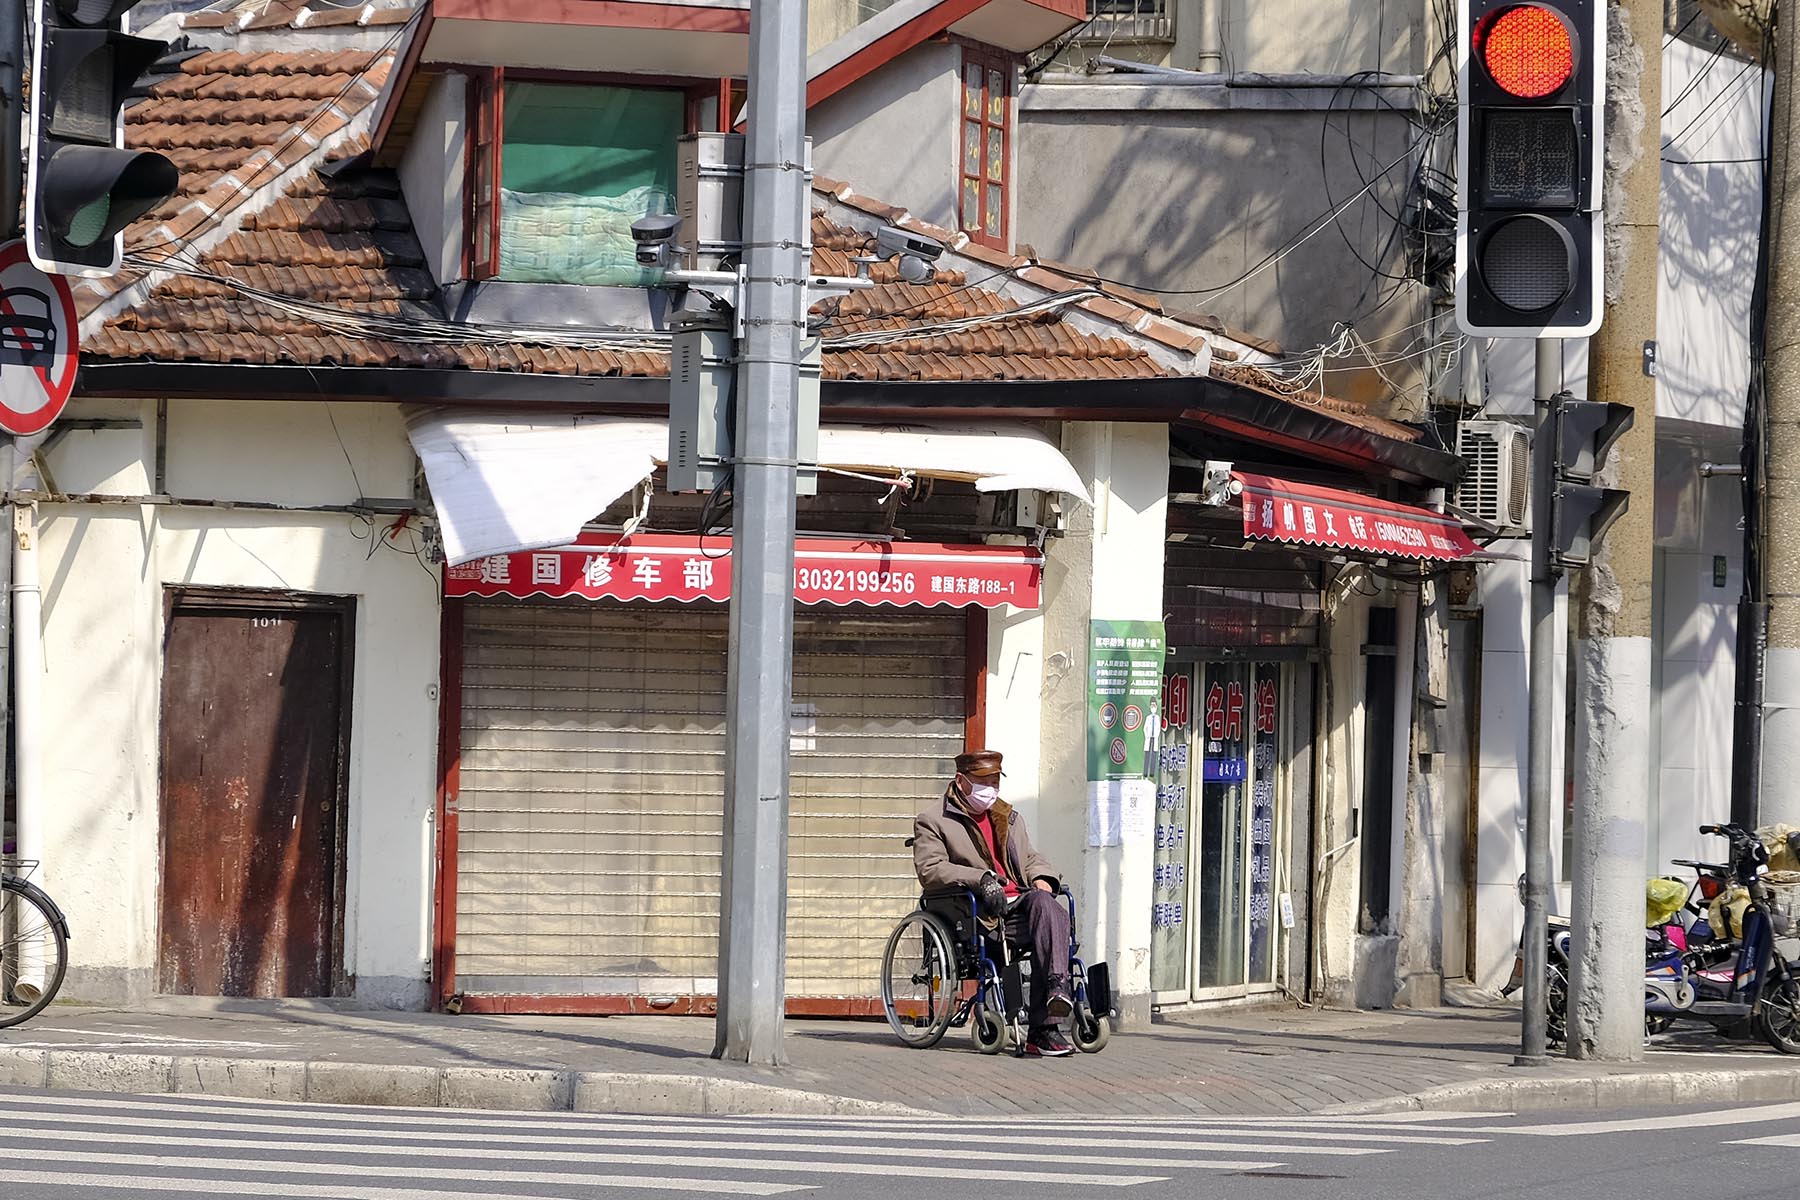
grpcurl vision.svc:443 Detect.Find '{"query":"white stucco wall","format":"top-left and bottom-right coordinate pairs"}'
top-left (34, 398), bottom-right (441, 1008)
top-left (1033, 422), bottom-right (1168, 1025)
top-left (809, 41), bottom-right (963, 234)
top-left (397, 71), bottom-right (469, 290)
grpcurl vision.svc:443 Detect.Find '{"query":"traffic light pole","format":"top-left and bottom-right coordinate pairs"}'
top-left (1518, 336), bottom-right (1560, 1067)
top-left (713, 0), bottom-right (808, 1067)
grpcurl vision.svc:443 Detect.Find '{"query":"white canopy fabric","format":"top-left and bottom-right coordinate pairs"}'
top-left (406, 410), bottom-right (1090, 565)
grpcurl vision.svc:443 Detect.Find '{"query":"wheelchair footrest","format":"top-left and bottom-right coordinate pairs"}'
top-left (1085, 961), bottom-right (1114, 1017)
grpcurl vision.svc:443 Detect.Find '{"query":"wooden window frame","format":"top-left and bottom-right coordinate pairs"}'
top-left (460, 68), bottom-right (727, 283)
top-left (957, 45), bottom-right (1014, 252)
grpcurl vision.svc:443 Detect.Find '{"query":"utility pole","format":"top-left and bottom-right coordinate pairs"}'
top-left (1759, 0), bottom-right (1800, 827)
top-left (1566, 0), bottom-right (1660, 1062)
top-left (1518, 338), bottom-right (1561, 1066)
top-left (713, 0), bottom-right (809, 1067)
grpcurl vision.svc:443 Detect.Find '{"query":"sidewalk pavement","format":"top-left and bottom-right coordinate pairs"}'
top-left (4, 999), bottom-right (1800, 1117)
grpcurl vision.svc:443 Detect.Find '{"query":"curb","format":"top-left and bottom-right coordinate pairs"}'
top-left (0, 1047), bottom-right (940, 1118)
top-left (1323, 1065), bottom-right (1800, 1115)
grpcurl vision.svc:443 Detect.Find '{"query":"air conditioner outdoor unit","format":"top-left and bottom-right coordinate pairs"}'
top-left (1455, 418), bottom-right (1530, 534)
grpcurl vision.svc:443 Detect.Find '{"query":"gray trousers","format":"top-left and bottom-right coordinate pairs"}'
top-left (1004, 888), bottom-right (1071, 1029)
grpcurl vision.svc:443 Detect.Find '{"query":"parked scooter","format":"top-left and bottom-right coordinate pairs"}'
top-left (1504, 824), bottom-right (1800, 1053)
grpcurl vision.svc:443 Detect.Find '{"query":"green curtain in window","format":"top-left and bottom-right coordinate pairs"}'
top-left (498, 83), bottom-right (683, 287)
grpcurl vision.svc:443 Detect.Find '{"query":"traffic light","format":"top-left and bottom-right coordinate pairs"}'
top-left (1549, 393), bottom-right (1632, 568)
top-left (25, 0), bottom-right (180, 277)
top-left (1456, 1), bottom-right (1605, 337)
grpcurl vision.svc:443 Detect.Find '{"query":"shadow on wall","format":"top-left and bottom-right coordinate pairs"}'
top-left (1657, 158), bottom-right (1761, 428)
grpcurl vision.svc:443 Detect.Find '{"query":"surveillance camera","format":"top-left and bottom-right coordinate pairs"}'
top-left (631, 214), bottom-right (682, 245)
top-left (896, 254), bottom-right (934, 284)
top-left (875, 224), bottom-right (944, 263)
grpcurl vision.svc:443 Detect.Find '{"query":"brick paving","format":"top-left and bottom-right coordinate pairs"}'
top-left (9, 1000), bottom-right (1772, 1115)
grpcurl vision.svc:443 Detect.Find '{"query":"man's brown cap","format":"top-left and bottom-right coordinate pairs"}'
top-left (955, 749), bottom-right (1004, 777)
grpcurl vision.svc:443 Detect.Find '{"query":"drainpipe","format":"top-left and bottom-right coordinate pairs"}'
top-left (1194, 0), bottom-right (1224, 73)
top-left (10, 486), bottom-right (43, 999)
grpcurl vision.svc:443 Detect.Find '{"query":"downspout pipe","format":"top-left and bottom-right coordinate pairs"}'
top-left (10, 444), bottom-right (44, 999)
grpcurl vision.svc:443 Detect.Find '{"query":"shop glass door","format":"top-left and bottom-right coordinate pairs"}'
top-left (1151, 661), bottom-right (1290, 1003)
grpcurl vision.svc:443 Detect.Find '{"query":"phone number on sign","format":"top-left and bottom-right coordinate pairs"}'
top-left (796, 567), bottom-right (918, 596)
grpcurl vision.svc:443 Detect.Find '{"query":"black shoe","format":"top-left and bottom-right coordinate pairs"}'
top-left (1024, 1028), bottom-right (1074, 1057)
top-left (1046, 978), bottom-right (1074, 1021)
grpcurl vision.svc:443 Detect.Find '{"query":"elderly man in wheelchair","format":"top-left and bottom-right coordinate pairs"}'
top-left (880, 748), bottom-right (1113, 1057)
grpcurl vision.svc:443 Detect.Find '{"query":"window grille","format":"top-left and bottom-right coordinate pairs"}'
top-left (1085, 0), bottom-right (1173, 41)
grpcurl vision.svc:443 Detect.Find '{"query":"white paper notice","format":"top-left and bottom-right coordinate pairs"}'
top-left (1120, 778), bottom-right (1155, 841)
top-left (1086, 781), bottom-right (1121, 847)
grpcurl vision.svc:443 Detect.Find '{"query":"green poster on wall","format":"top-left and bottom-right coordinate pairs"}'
top-left (1087, 619), bottom-right (1167, 781)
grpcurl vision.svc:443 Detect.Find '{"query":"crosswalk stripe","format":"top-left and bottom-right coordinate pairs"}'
top-left (0, 1121), bottom-right (1285, 1172)
top-left (3, 1146), bottom-right (1167, 1190)
top-left (1477, 1101), bottom-right (1800, 1137)
top-left (1729, 1133), bottom-right (1800, 1148)
top-left (0, 1157), bottom-right (799, 1196)
top-left (0, 1093), bottom-right (1458, 1150)
top-left (0, 1103), bottom-right (1401, 1157)
top-left (0, 1169), bottom-right (809, 1200)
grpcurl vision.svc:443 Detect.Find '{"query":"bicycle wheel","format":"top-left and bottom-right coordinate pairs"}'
top-left (1757, 975), bottom-right (1800, 1055)
top-left (1, 876), bottom-right (68, 1028)
top-left (881, 910), bottom-right (958, 1049)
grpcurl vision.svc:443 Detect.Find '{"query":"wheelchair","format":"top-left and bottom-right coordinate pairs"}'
top-left (879, 879), bottom-right (1115, 1055)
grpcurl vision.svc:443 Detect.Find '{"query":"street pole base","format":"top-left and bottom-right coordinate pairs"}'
top-left (1512, 1054), bottom-right (1552, 1068)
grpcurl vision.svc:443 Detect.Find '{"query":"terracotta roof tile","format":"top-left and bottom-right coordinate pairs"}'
top-left (83, 47), bottom-right (1402, 437)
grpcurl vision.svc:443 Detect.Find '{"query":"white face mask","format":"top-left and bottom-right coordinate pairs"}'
top-left (964, 782), bottom-right (1000, 813)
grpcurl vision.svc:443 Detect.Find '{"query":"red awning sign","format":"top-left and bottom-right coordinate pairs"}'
top-left (444, 534), bottom-right (1044, 610)
top-left (1233, 471), bottom-right (1479, 562)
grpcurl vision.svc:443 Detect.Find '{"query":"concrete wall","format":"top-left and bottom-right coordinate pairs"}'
top-left (1054, 0), bottom-right (1426, 75)
top-left (397, 71), bottom-right (469, 290)
top-left (809, 42), bottom-right (964, 236)
top-left (1312, 580), bottom-right (1367, 1006)
top-left (1016, 84), bottom-right (1429, 410)
top-left (35, 398), bottom-right (441, 1008)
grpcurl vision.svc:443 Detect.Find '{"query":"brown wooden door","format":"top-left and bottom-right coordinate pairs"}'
top-left (158, 591), bottom-right (353, 997)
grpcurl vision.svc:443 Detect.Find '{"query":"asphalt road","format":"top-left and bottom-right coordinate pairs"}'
top-left (5, 1087), bottom-right (1800, 1198)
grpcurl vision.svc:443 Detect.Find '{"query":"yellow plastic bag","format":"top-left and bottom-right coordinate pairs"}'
top-left (1710, 886), bottom-right (1752, 940)
top-left (1646, 877), bottom-right (1688, 927)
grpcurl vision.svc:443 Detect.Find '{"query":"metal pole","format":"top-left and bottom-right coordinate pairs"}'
top-left (1518, 336), bottom-right (1559, 1067)
top-left (0, 0), bottom-right (21, 241)
top-left (713, 0), bottom-right (808, 1067)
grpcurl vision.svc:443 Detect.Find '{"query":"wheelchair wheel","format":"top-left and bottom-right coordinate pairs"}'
top-left (881, 910), bottom-right (958, 1049)
top-left (1072, 1000), bottom-right (1111, 1053)
top-left (971, 1002), bottom-right (1007, 1055)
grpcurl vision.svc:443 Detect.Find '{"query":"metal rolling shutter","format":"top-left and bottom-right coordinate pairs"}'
top-left (454, 601), bottom-right (965, 1001)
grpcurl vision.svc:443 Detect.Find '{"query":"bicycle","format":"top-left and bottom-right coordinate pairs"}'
top-left (1, 860), bottom-right (69, 1028)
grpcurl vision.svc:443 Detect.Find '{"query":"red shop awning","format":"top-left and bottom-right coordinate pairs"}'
top-left (1233, 471), bottom-right (1479, 562)
top-left (443, 533), bottom-right (1044, 610)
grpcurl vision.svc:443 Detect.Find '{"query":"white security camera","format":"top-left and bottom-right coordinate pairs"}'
top-left (631, 214), bottom-right (683, 268)
top-left (875, 224), bottom-right (944, 263)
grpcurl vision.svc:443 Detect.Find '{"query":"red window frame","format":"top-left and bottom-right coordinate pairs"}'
top-left (460, 69), bottom-right (732, 282)
top-left (958, 47), bottom-right (1013, 252)
top-left (465, 67), bottom-right (504, 280)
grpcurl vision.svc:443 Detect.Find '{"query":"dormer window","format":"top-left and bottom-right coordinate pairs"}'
top-left (959, 48), bottom-right (1012, 251)
top-left (465, 72), bottom-right (692, 286)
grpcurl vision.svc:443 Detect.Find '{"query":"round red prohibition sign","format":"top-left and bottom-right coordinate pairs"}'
top-left (1109, 737), bottom-right (1128, 765)
top-left (1123, 705), bottom-right (1143, 732)
top-left (1100, 702), bottom-right (1119, 729)
top-left (0, 241), bottom-right (77, 436)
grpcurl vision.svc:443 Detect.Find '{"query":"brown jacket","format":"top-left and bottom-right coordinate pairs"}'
top-left (913, 789), bottom-right (1060, 893)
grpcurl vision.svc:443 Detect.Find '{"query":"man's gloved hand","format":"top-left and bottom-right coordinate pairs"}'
top-left (976, 872), bottom-right (1009, 920)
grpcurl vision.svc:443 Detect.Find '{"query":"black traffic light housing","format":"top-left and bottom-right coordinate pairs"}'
top-left (1548, 394), bottom-right (1633, 569)
top-left (1456, 0), bottom-right (1606, 338)
top-left (26, 0), bottom-right (179, 276)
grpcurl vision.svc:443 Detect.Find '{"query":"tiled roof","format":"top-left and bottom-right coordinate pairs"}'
top-left (178, 1), bottom-right (416, 33)
top-left (82, 48), bottom-right (1415, 444)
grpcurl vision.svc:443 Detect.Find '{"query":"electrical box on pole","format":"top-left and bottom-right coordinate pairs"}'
top-left (1549, 393), bottom-right (1633, 568)
top-left (1455, 0), bottom-right (1606, 337)
top-left (26, 0), bottom-right (180, 277)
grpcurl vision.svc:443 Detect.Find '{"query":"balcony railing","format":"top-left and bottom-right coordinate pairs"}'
top-left (1084, 0), bottom-right (1173, 41)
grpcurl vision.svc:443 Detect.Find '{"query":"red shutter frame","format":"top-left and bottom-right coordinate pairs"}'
top-left (465, 67), bottom-right (504, 281)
